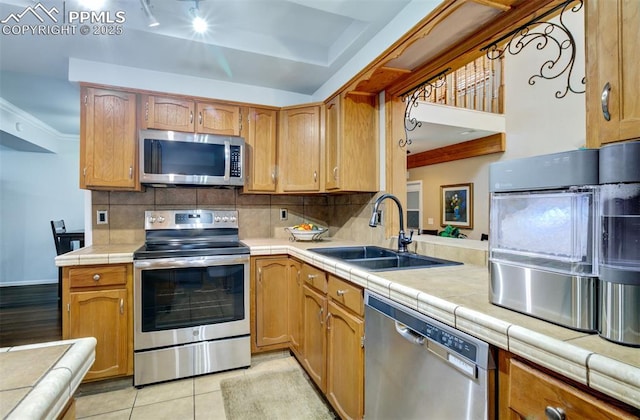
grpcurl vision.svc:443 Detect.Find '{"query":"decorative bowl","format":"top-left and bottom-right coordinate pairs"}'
top-left (285, 226), bottom-right (328, 242)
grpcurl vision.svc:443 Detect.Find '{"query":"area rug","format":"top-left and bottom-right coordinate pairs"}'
top-left (220, 368), bottom-right (334, 420)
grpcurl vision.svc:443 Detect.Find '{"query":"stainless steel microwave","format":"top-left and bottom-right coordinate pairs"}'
top-left (139, 129), bottom-right (244, 187)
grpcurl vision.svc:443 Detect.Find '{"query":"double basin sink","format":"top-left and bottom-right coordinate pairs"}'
top-left (309, 245), bottom-right (462, 272)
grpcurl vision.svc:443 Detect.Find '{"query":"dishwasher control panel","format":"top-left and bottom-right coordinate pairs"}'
top-left (366, 292), bottom-right (479, 363)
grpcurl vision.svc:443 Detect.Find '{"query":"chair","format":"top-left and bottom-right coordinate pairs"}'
top-left (421, 229), bottom-right (439, 236)
top-left (50, 220), bottom-right (70, 255)
top-left (51, 219), bottom-right (71, 309)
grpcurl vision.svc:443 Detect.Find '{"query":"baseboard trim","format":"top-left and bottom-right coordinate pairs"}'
top-left (1, 278), bottom-right (58, 287)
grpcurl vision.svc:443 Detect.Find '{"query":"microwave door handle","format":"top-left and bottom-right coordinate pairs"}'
top-left (224, 141), bottom-right (230, 180)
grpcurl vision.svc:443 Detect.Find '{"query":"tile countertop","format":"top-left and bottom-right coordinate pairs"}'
top-left (0, 337), bottom-right (96, 419)
top-left (55, 239), bottom-right (640, 410)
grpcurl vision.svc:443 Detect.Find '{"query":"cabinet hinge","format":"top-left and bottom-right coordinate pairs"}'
top-left (238, 110), bottom-right (243, 132)
top-left (144, 102), bottom-right (149, 121)
top-left (83, 94), bottom-right (87, 105)
top-left (361, 335), bottom-right (365, 348)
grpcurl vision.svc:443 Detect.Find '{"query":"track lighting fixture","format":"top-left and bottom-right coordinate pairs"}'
top-left (140, 0), bottom-right (159, 27)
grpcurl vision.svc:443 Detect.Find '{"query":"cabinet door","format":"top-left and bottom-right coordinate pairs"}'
top-left (504, 356), bottom-right (635, 420)
top-left (325, 95), bottom-right (340, 190)
top-left (143, 95), bottom-right (195, 132)
top-left (288, 260), bottom-right (303, 356)
top-left (245, 107), bottom-right (278, 192)
top-left (66, 289), bottom-right (128, 381)
top-left (81, 87), bottom-right (138, 190)
top-left (326, 300), bottom-right (364, 420)
top-left (302, 285), bottom-right (327, 392)
top-left (279, 106), bottom-right (321, 192)
top-left (255, 258), bottom-right (290, 347)
top-left (586, 0), bottom-right (640, 147)
top-left (324, 93), bottom-right (378, 192)
top-left (197, 102), bottom-right (240, 135)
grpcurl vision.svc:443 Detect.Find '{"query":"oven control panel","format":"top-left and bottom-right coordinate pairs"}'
top-left (144, 210), bottom-right (238, 230)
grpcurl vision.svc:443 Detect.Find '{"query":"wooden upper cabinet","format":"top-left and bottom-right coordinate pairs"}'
top-left (244, 107), bottom-right (278, 192)
top-left (324, 92), bottom-right (378, 192)
top-left (279, 104), bottom-right (322, 192)
top-left (586, 0), bottom-right (640, 147)
top-left (143, 95), bottom-right (195, 131)
top-left (142, 95), bottom-right (241, 135)
top-left (80, 86), bottom-right (139, 191)
top-left (197, 101), bottom-right (241, 135)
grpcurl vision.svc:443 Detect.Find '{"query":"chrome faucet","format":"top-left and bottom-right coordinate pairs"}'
top-left (369, 193), bottom-right (413, 253)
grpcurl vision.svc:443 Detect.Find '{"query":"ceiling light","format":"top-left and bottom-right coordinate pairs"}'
top-left (192, 15), bottom-right (208, 33)
top-left (190, 0), bottom-right (208, 33)
top-left (140, 0), bottom-right (159, 27)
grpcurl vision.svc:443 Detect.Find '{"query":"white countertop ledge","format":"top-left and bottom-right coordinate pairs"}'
top-left (1, 338), bottom-right (96, 420)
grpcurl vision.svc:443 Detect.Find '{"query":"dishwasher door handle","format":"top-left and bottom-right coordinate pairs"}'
top-left (395, 322), bottom-right (425, 345)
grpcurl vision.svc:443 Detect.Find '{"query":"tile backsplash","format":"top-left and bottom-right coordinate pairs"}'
top-left (91, 188), bottom-right (386, 245)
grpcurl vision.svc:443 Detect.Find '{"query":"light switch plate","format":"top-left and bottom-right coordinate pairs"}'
top-left (97, 210), bottom-right (108, 225)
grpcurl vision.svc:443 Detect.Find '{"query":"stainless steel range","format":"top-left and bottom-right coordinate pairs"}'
top-left (133, 209), bottom-right (250, 386)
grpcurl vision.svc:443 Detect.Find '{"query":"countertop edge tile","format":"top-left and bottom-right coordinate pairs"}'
top-left (588, 353), bottom-right (640, 408)
top-left (417, 293), bottom-right (457, 326)
top-left (7, 366), bottom-right (72, 420)
top-left (3, 338), bottom-right (97, 420)
top-left (508, 325), bottom-right (591, 385)
top-left (454, 306), bottom-right (510, 349)
top-left (389, 282), bottom-right (419, 310)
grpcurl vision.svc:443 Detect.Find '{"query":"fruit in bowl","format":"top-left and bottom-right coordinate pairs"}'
top-left (293, 223), bottom-right (319, 231)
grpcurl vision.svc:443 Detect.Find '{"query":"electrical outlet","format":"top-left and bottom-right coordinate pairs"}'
top-left (97, 210), bottom-right (108, 225)
top-left (279, 208), bottom-right (288, 221)
top-left (427, 217), bottom-right (434, 225)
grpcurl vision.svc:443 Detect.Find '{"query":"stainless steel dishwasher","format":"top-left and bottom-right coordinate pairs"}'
top-left (365, 291), bottom-right (496, 419)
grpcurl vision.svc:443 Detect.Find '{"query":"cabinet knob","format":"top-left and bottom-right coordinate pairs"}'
top-left (190, 111), bottom-right (194, 124)
top-left (93, 274), bottom-right (101, 281)
top-left (333, 167), bottom-right (338, 180)
top-left (601, 82), bottom-right (611, 121)
top-left (336, 289), bottom-right (347, 296)
top-left (545, 406), bottom-right (566, 420)
top-left (313, 171), bottom-right (317, 182)
top-left (199, 112), bottom-right (203, 125)
top-left (307, 274), bottom-right (317, 280)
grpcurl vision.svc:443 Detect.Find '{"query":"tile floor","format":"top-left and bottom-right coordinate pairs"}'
top-left (75, 351), bottom-right (300, 420)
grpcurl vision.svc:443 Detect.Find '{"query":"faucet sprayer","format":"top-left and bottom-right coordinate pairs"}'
top-left (369, 193), bottom-right (413, 253)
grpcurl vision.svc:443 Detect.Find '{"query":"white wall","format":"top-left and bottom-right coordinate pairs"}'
top-left (0, 141), bottom-right (85, 286)
top-left (408, 9), bottom-right (586, 238)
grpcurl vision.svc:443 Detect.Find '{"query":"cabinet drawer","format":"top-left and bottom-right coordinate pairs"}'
top-left (69, 265), bottom-right (127, 288)
top-left (301, 263), bottom-right (327, 293)
top-left (328, 275), bottom-right (363, 316)
top-left (508, 359), bottom-right (635, 419)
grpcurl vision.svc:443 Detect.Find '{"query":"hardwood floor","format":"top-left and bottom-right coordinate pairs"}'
top-left (0, 284), bottom-right (61, 347)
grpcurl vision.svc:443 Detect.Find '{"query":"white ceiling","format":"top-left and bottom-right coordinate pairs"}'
top-left (0, 0), bottom-right (504, 155)
top-left (0, 0), bottom-right (413, 136)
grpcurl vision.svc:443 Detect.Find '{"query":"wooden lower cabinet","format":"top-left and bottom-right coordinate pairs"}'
top-left (302, 284), bottom-right (327, 392)
top-left (255, 258), bottom-right (290, 347)
top-left (326, 300), bottom-right (364, 420)
top-left (288, 259), bottom-right (303, 357)
top-left (252, 257), bottom-right (365, 419)
top-left (62, 264), bottom-right (132, 381)
top-left (499, 351), bottom-right (637, 420)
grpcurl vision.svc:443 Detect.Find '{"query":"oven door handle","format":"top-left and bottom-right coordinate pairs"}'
top-left (134, 255), bottom-right (249, 269)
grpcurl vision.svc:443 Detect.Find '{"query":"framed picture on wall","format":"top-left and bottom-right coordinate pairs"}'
top-left (440, 183), bottom-right (473, 229)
